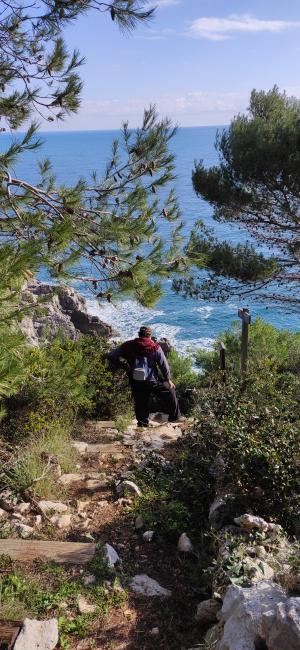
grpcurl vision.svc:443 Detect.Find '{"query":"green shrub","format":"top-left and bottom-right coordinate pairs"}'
top-left (1, 417), bottom-right (77, 497)
top-left (196, 318), bottom-right (300, 375)
top-left (76, 335), bottom-right (131, 419)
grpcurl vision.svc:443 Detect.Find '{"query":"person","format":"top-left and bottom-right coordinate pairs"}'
top-left (108, 325), bottom-right (182, 427)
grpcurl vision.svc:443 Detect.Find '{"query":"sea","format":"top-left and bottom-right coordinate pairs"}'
top-left (4, 126), bottom-right (299, 356)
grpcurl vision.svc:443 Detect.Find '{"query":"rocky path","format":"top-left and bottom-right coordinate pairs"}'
top-left (0, 416), bottom-right (203, 650)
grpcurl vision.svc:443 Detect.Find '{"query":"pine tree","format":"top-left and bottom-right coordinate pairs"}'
top-left (175, 87), bottom-right (300, 306)
top-left (0, 0), bottom-right (184, 402)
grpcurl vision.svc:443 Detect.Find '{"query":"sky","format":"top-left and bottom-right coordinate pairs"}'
top-left (48, 0), bottom-right (300, 130)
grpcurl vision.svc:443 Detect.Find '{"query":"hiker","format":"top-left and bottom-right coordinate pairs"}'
top-left (108, 325), bottom-right (182, 427)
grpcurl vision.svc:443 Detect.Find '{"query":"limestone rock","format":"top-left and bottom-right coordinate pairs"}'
top-left (195, 598), bottom-right (221, 624)
top-left (116, 480), bottom-right (142, 497)
top-left (103, 543), bottom-right (120, 568)
top-left (77, 500), bottom-right (90, 514)
top-left (218, 580), bottom-right (286, 650)
top-left (59, 473), bottom-right (84, 486)
top-left (130, 574), bottom-right (171, 597)
top-left (149, 627), bottom-right (160, 637)
top-left (85, 478), bottom-right (108, 491)
top-left (234, 513), bottom-right (282, 536)
top-left (143, 531), bottom-right (154, 542)
top-left (71, 441), bottom-right (88, 454)
top-left (135, 515), bottom-right (144, 529)
top-left (38, 500), bottom-right (68, 515)
top-left (77, 595), bottom-right (97, 615)
top-left (12, 522), bottom-right (34, 538)
top-left (0, 491), bottom-right (14, 512)
top-left (50, 514), bottom-right (72, 529)
top-left (15, 502), bottom-right (31, 515)
top-left (177, 532), bottom-right (193, 553)
top-left (14, 618), bottom-right (58, 650)
top-left (20, 280), bottom-right (117, 347)
top-left (261, 596), bottom-right (300, 650)
top-left (83, 574), bottom-right (96, 586)
top-left (0, 507), bottom-right (7, 518)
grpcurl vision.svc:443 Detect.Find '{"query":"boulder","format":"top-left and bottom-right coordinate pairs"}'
top-left (177, 532), bottom-right (193, 553)
top-left (59, 473), bottom-right (84, 486)
top-left (143, 530), bottom-right (154, 542)
top-left (20, 280), bottom-right (117, 347)
top-left (261, 596), bottom-right (300, 650)
top-left (38, 500), bottom-right (68, 515)
top-left (195, 598), bottom-right (221, 624)
top-left (103, 543), bottom-right (120, 568)
top-left (135, 515), bottom-right (144, 530)
top-left (50, 514), bottom-right (72, 529)
top-left (130, 574), bottom-right (171, 597)
top-left (71, 441), bottom-right (89, 454)
top-left (234, 514), bottom-right (282, 536)
top-left (77, 595), bottom-right (97, 615)
top-left (14, 618), bottom-right (58, 650)
top-left (14, 502), bottom-right (31, 515)
top-left (12, 522), bottom-right (34, 539)
top-left (218, 580), bottom-right (286, 650)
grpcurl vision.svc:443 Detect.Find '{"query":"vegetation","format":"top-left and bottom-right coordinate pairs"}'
top-left (0, 556), bottom-right (127, 648)
top-left (175, 86), bottom-right (300, 304)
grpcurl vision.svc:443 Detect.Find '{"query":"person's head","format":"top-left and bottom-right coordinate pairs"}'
top-left (138, 325), bottom-right (152, 339)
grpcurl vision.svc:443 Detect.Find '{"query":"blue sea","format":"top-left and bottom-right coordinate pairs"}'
top-left (4, 126), bottom-right (299, 354)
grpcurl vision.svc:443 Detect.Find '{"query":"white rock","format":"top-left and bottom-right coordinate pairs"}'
top-left (59, 473), bottom-right (84, 486)
top-left (234, 513), bottom-right (281, 535)
top-left (83, 574), bottom-right (96, 586)
top-left (71, 441), bottom-right (88, 454)
top-left (149, 627), bottom-right (160, 636)
top-left (0, 508), bottom-right (7, 518)
top-left (135, 515), bottom-right (144, 529)
top-left (77, 595), bottom-right (97, 614)
top-left (130, 574), bottom-right (171, 597)
top-left (50, 514), bottom-right (72, 529)
top-left (13, 522), bottom-right (34, 539)
top-left (218, 580), bottom-right (286, 650)
top-left (38, 500), bottom-right (68, 515)
top-left (261, 596), bottom-right (300, 650)
top-left (177, 533), bottom-right (193, 553)
top-left (255, 545), bottom-right (267, 558)
top-left (103, 543), bottom-right (120, 567)
top-left (116, 480), bottom-right (142, 497)
top-left (14, 618), bottom-right (59, 650)
top-left (15, 502), bottom-right (31, 515)
top-left (143, 531), bottom-right (154, 542)
top-left (98, 499), bottom-right (109, 507)
top-left (35, 515), bottom-right (42, 527)
top-left (85, 478), bottom-right (107, 491)
top-left (77, 500), bottom-right (90, 514)
top-left (195, 599), bottom-right (221, 624)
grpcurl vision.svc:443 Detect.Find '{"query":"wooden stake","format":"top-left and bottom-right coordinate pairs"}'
top-left (238, 308), bottom-right (251, 375)
top-left (219, 342), bottom-right (226, 381)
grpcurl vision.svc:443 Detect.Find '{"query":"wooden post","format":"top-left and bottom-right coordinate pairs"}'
top-left (238, 308), bottom-right (251, 375)
top-left (219, 342), bottom-right (226, 381)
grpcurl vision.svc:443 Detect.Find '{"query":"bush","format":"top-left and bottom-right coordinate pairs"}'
top-left (196, 318), bottom-right (300, 375)
top-left (1, 417), bottom-right (77, 497)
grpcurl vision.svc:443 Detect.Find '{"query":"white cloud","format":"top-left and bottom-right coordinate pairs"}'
top-left (185, 14), bottom-right (300, 41)
top-left (155, 0), bottom-right (180, 6)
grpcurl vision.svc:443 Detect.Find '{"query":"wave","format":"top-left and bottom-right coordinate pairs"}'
top-left (86, 297), bottom-right (215, 355)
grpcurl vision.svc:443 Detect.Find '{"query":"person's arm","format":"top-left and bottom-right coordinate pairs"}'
top-left (156, 347), bottom-right (175, 389)
top-left (107, 345), bottom-right (129, 373)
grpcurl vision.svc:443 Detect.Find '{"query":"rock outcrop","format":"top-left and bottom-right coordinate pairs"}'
top-left (20, 280), bottom-right (117, 346)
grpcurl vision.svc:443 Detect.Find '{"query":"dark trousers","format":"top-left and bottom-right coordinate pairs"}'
top-left (131, 380), bottom-right (181, 425)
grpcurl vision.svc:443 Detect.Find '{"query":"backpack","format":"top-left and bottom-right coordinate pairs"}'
top-left (132, 356), bottom-right (152, 381)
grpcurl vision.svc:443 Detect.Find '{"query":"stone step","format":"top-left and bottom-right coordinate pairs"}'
top-left (71, 441), bottom-right (123, 455)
